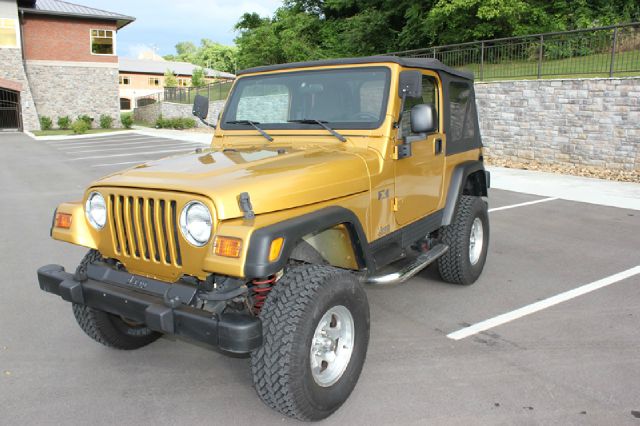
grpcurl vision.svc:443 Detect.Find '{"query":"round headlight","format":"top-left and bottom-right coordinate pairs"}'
top-left (85, 191), bottom-right (106, 230)
top-left (180, 201), bottom-right (212, 246)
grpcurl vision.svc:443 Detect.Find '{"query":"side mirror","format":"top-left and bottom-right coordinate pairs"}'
top-left (398, 70), bottom-right (422, 98)
top-left (410, 104), bottom-right (437, 134)
top-left (192, 95), bottom-right (209, 120)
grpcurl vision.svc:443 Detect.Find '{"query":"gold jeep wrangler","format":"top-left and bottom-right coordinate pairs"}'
top-left (38, 56), bottom-right (489, 421)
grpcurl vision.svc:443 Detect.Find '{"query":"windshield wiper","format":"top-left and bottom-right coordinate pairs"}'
top-left (287, 119), bottom-right (347, 142)
top-left (226, 120), bottom-right (273, 142)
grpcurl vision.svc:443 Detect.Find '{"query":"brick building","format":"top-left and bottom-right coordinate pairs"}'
top-left (0, 0), bottom-right (133, 131)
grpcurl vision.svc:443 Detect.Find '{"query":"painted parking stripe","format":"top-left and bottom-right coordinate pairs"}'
top-left (69, 148), bottom-right (196, 161)
top-left (91, 160), bottom-right (148, 167)
top-left (65, 142), bottom-right (200, 154)
top-left (46, 136), bottom-right (161, 146)
top-left (45, 134), bottom-right (152, 143)
top-left (59, 138), bottom-right (187, 150)
top-left (489, 197), bottom-right (559, 212)
top-left (44, 132), bottom-right (147, 142)
top-left (447, 265), bottom-right (640, 340)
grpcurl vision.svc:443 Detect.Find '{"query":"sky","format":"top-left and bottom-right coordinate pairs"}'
top-left (77, 0), bottom-right (282, 58)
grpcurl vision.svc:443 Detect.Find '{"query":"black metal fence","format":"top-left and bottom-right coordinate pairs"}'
top-left (163, 80), bottom-right (234, 104)
top-left (388, 22), bottom-right (640, 80)
top-left (0, 88), bottom-right (21, 130)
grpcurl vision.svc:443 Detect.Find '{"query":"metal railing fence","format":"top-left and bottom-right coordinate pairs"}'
top-left (163, 80), bottom-right (234, 104)
top-left (388, 22), bottom-right (640, 80)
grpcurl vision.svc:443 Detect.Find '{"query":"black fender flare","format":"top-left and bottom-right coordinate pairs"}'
top-left (243, 206), bottom-right (373, 279)
top-left (441, 160), bottom-right (489, 227)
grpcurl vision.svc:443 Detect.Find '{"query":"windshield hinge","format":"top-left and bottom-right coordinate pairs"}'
top-left (238, 192), bottom-right (255, 219)
top-left (393, 197), bottom-right (399, 212)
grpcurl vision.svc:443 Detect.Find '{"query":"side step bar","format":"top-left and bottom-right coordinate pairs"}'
top-left (366, 244), bottom-right (449, 286)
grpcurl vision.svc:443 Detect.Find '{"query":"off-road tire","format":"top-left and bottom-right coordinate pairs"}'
top-left (437, 195), bottom-right (489, 285)
top-left (251, 264), bottom-right (370, 421)
top-left (71, 250), bottom-right (161, 350)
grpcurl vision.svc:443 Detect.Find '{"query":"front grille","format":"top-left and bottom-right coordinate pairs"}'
top-left (108, 194), bottom-right (182, 266)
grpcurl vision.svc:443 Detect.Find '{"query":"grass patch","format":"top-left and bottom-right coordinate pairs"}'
top-left (33, 128), bottom-right (130, 136)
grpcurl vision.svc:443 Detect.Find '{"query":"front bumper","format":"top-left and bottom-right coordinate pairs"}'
top-left (37, 264), bottom-right (262, 354)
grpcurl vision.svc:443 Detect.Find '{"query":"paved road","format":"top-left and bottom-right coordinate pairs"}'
top-left (1, 132), bottom-right (639, 425)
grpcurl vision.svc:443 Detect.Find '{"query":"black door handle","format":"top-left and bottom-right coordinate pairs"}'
top-left (434, 138), bottom-right (443, 155)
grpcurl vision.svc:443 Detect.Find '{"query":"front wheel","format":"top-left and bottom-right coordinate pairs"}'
top-left (251, 264), bottom-right (370, 421)
top-left (437, 195), bottom-right (489, 285)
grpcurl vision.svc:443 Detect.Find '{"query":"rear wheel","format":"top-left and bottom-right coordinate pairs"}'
top-left (251, 264), bottom-right (369, 421)
top-left (437, 195), bottom-right (489, 285)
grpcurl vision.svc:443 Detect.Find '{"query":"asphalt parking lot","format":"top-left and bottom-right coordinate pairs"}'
top-left (1, 132), bottom-right (639, 425)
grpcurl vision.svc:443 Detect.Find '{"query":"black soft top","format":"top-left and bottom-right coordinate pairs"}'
top-left (237, 55), bottom-right (474, 80)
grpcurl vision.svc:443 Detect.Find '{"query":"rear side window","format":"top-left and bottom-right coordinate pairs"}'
top-left (448, 82), bottom-right (476, 141)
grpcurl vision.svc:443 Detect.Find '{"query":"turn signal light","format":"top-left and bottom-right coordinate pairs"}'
top-left (55, 213), bottom-right (73, 229)
top-left (214, 236), bottom-right (242, 258)
top-left (268, 237), bottom-right (284, 262)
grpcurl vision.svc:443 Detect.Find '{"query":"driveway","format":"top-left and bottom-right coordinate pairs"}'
top-left (1, 132), bottom-right (639, 425)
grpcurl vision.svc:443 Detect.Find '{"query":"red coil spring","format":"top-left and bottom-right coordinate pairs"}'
top-left (251, 275), bottom-right (277, 314)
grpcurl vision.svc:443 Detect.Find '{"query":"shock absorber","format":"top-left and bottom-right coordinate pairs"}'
top-left (251, 275), bottom-right (277, 314)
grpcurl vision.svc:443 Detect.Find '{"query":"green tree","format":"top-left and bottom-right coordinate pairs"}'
top-left (232, 0), bottom-right (640, 68)
top-left (164, 40), bottom-right (238, 74)
top-left (164, 69), bottom-right (177, 87)
top-left (191, 67), bottom-right (206, 87)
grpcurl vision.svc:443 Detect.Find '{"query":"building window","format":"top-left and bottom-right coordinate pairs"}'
top-left (91, 29), bottom-right (115, 55)
top-left (178, 78), bottom-right (189, 87)
top-left (120, 98), bottom-right (131, 110)
top-left (148, 77), bottom-right (161, 87)
top-left (0, 18), bottom-right (17, 48)
top-left (119, 76), bottom-right (130, 85)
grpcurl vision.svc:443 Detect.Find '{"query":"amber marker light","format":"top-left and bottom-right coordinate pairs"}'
top-left (269, 237), bottom-right (284, 262)
top-left (55, 213), bottom-right (73, 229)
top-left (214, 236), bottom-right (242, 258)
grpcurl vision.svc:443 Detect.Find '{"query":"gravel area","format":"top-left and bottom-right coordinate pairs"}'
top-left (485, 157), bottom-right (640, 183)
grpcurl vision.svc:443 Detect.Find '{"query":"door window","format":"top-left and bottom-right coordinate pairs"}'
top-left (400, 75), bottom-right (438, 137)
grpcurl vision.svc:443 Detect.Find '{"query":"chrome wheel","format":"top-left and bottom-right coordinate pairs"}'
top-left (469, 217), bottom-right (484, 265)
top-left (310, 305), bottom-right (355, 387)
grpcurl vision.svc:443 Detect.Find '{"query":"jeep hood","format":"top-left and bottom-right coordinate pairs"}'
top-left (92, 147), bottom-right (372, 220)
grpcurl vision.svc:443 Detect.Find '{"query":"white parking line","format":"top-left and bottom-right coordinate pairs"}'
top-left (46, 136), bottom-right (161, 146)
top-left (66, 141), bottom-right (200, 154)
top-left (91, 160), bottom-right (148, 167)
top-left (447, 265), bottom-right (640, 340)
top-left (489, 197), bottom-right (559, 212)
top-left (69, 148), bottom-right (195, 161)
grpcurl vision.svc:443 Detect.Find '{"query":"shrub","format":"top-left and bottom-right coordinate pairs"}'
top-left (99, 114), bottom-right (113, 129)
top-left (120, 113), bottom-right (133, 129)
top-left (39, 116), bottom-right (52, 130)
top-left (155, 116), bottom-right (197, 130)
top-left (57, 116), bottom-right (71, 130)
top-left (71, 119), bottom-right (90, 135)
top-left (155, 115), bottom-right (167, 129)
top-left (77, 114), bottom-right (93, 128)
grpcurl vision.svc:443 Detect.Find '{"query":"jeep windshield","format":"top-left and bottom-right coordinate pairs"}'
top-left (221, 67), bottom-right (391, 131)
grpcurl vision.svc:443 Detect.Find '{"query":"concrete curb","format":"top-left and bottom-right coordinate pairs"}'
top-left (488, 166), bottom-right (640, 211)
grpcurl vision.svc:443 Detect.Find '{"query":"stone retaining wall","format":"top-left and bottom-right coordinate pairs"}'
top-left (133, 100), bottom-right (226, 128)
top-left (25, 61), bottom-right (121, 128)
top-left (476, 77), bottom-right (639, 170)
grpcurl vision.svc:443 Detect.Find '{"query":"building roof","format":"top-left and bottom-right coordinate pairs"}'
top-left (238, 55), bottom-right (474, 80)
top-left (18, 0), bottom-right (135, 29)
top-left (119, 58), bottom-right (236, 79)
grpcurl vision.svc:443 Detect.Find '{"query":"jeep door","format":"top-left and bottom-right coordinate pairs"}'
top-left (393, 72), bottom-right (445, 226)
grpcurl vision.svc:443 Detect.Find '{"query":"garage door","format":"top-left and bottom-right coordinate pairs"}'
top-left (0, 88), bottom-right (21, 131)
